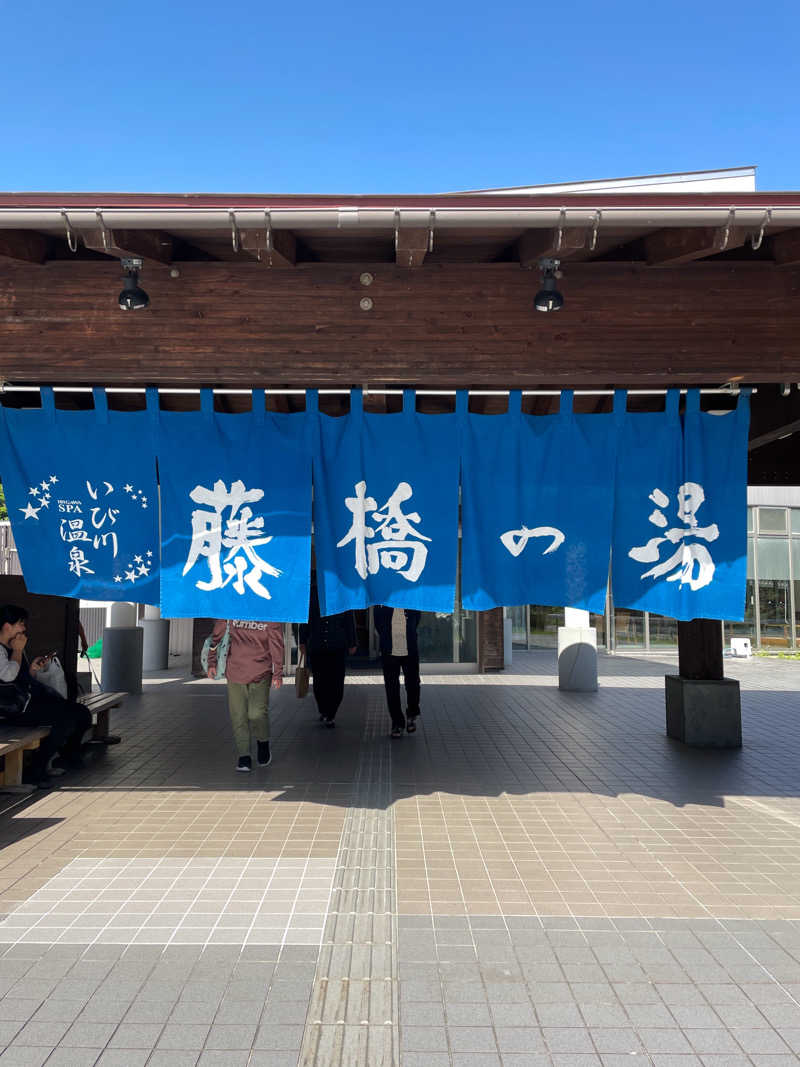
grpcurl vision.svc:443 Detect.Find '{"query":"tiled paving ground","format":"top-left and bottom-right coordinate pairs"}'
top-left (0, 651), bottom-right (797, 1064)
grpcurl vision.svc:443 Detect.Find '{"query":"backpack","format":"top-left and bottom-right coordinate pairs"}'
top-left (201, 622), bottom-right (231, 679)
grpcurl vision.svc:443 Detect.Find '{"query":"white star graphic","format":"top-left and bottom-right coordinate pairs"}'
top-left (142, 502), bottom-right (148, 509)
top-left (40, 481), bottom-right (49, 491)
top-left (134, 555), bottom-right (143, 564)
top-left (39, 497), bottom-right (50, 509)
top-left (29, 487), bottom-right (39, 497)
top-left (141, 497), bottom-right (148, 505)
top-left (114, 575), bottom-right (122, 583)
top-left (146, 550), bottom-right (153, 558)
top-left (125, 569), bottom-right (137, 582)
top-left (123, 484), bottom-right (133, 493)
top-left (20, 502), bottom-right (41, 520)
top-left (49, 475), bottom-right (58, 484)
top-left (137, 565), bottom-right (150, 577)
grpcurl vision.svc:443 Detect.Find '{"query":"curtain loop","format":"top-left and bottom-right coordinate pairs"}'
top-left (40, 387), bottom-right (56, 421)
top-left (92, 387), bottom-right (109, 424)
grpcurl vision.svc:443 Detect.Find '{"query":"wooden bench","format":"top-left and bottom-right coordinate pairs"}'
top-left (78, 691), bottom-right (126, 746)
top-left (0, 726), bottom-right (50, 789)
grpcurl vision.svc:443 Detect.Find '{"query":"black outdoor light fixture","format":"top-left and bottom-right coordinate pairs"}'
top-left (118, 257), bottom-right (149, 311)
top-left (534, 257), bottom-right (564, 312)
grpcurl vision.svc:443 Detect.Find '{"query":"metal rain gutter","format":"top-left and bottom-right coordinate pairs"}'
top-left (1, 204), bottom-right (800, 232)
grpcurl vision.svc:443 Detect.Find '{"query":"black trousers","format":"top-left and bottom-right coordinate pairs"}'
top-left (310, 649), bottom-right (347, 720)
top-left (2, 681), bottom-right (92, 774)
top-left (381, 653), bottom-right (421, 729)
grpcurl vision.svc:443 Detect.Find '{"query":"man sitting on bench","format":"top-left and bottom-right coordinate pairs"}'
top-left (0, 605), bottom-right (92, 787)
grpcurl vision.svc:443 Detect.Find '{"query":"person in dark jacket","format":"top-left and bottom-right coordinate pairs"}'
top-left (0, 604), bottom-right (92, 787)
top-left (373, 606), bottom-right (421, 738)
top-left (298, 580), bottom-right (356, 727)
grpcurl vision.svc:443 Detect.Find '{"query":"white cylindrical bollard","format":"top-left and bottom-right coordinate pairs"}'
top-left (108, 601), bottom-right (137, 627)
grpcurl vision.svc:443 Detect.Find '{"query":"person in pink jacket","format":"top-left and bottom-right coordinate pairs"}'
top-left (207, 619), bottom-right (284, 772)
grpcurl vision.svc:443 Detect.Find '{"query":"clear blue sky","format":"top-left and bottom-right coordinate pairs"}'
top-left (2, 0), bottom-right (798, 194)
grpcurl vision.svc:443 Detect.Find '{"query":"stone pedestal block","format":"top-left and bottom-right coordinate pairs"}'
top-left (557, 627), bottom-right (598, 692)
top-left (665, 674), bottom-right (741, 748)
top-left (101, 626), bottom-right (143, 694)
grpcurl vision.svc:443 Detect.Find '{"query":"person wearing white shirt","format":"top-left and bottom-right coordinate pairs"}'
top-left (373, 606), bottom-right (421, 738)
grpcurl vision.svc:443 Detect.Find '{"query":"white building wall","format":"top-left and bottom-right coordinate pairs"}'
top-left (456, 166), bottom-right (757, 196)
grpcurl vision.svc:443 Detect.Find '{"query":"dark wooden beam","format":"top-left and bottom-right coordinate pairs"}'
top-left (644, 225), bottom-right (747, 266)
top-left (0, 230), bottom-right (48, 264)
top-left (1, 261), bottom-right (800, 388)
top-left (81, 228), bottom-right (174, 266)
top-left (770, 229), bottom-right (800, 266)
top-left (395, 228), bottom-right (429, 269)
top-left (518, 228), bottom-right (585, 268)
top-left (748, 417), bottom-right (800, 451)
top-left (239, 229), bottom-right (296, 268)
top-left (110, 229), bottom-right (174, 265)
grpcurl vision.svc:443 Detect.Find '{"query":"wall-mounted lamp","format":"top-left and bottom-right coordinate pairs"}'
top-left (534, 258), bottom-right (563, 312)
top-left (118, 258), bottom-right (149, 311)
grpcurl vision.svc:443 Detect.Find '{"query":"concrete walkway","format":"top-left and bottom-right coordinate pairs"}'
top-left (0, 651), bottom-right (797, 1065)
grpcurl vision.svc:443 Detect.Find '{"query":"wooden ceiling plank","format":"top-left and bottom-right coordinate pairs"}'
top-left (518, 228), bottom-right (585, 268)
top-left (395, 228), bottom-right (429, 269)
top-left (644, 225), bottom-right (747, 266)
top-left (770, 229), bottom-right (800, 266)
top-left (0, 229), bottom-right (48, 264)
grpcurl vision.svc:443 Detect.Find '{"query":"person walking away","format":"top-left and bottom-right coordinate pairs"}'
top-left (206, 619), bottom-right (283, 772)
top-left (298, 579), bottom-right (356, 728)
top-left (0, 605), bottom-right (93, 787)
top-left (373, 606), bottom-right (421, 738)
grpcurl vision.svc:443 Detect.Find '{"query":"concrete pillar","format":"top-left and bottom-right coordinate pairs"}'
top-left (102, 602), bottom-right (143, 694)
top-left (666, 618), bottom-right (741, 747)
top-left (503, 615), bottom-right (513, 668)
top-left (141, 605), bottom-right (170, 671)
top-left (478, 608), bottom-right (505, 672)
top-left (558, 608), bottom-right (598, 692)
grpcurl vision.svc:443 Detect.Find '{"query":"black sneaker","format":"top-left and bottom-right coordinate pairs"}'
top-left (257, 740), bottom-right (271, 767)
top-left (237, 755), bottom-right (252, 773)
